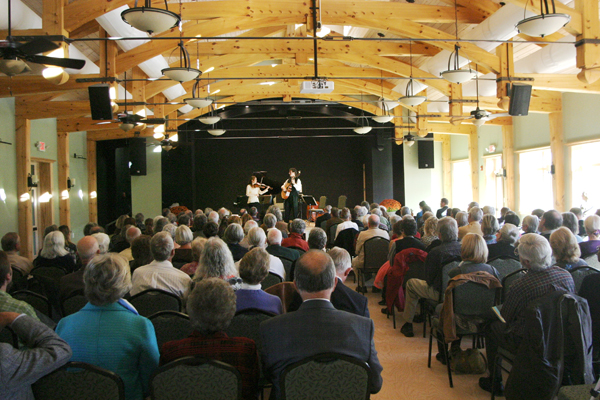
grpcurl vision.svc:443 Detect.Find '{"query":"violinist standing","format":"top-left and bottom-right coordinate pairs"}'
top-left (247, 175), bottom-right (270, 214)
top-left (281, 168), bottom-right (302, 222)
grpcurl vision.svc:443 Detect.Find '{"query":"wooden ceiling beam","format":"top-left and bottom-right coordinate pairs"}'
top-left (425, 122), bottom-right (476, 135)
top-left (16, 101), bottom-right (91, 119)
top-left (57, 119), bottom-right (121, 132)
top-left (0, 75), bottom-right (101, 98)
top-left (64, 0), bottom-right (132, 32)
top-left (518, 73), bottom-right (600, 93)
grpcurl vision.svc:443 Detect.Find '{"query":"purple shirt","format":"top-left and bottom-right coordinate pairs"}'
top-left (579, 240), bottom-right (600, 258)
top-left (235, 289), bottom-right (283, 315)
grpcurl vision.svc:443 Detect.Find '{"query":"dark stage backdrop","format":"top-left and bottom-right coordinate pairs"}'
top-left (162, 136), bottom-right (372, 212)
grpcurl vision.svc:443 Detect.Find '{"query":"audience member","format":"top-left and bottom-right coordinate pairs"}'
top-left (503, 211), bottom-right (520, 227)
top-left (352, 214), bottom-right (390, 290)
top-left (482, 205), bottom-right (496, 217)
top-left (92, 232), bottom-right (110, 254)
top-left (59, 225), bottom-right (77, 262)
top-left (0, 312), bottom-right (71, 400)
top-left (308, 228), bottom-right (327, 251)
top-left (247, 227), bottom-right (285, 280)
top-left (281, 219), bottom-right (309, 252)
top-left (315, 205), bottom-right (332, 228)
top-left (59, 236), bottom-right (100, 301)
top-left (570, 207), bottom-right (586, 238)
top-left (240, 220), bottom-right (258, 249)
top-left (144, 218), bottom-right (154, 236)
top-left (550, 227), bottom-right (588, 270)
top-left (580, 215), bottom-right (600, 258)
top-left (334, 207), bottom-right (359, 240)
top-left (181, 237), bottom-right (207, 277)
top-left (259, 250), bottom-right (383, 399)
top-left (202, 221), bottom-right (219, 238)
top-left (539, 209), bottom-right (563, 240)
top-left (134, 213), bottom-right (145, 233)
top-left (325, 207), bottom-right (343, 235)
top-left (458, 207), bottom-right (484, 239)
top-left (193, 237), bottom-right (239, 284)
top-left (562, 212), bottom-right (583, 243)
top-left (192, 214), bottom-right (207, 238)
top-left (479, 234), bottom-right (574, 394)
top-left (236, 248), bottom-right (283, 315)
top-left (160, 278), bottom-right (259, 400)
top-left (266, 229), bottom-right (300, 261)
top-left (162, 224), bottom-right (178, 248)
top-left (532, 208), bottom-right (545, 220)
top-left (119, 226), bottom-right (141, 262)
top-left (223, 224), bottom-right (248, 262)
top-left (487, 223), bottom-right (520, 260)
top-left (436, 198), bottom-right (449, 218)
top-left (1, 232), bottom-right (33, 275)
top-left (455, 211), bottom-right (468, 228)
top-left (83, 222), bottom-right (98, 236)
top-left (401, 217), bottom-right (461, 337)
top-left (421, 217), bottom-right (439, 248)
top-left (33, 231), bottom-right (76, 273)
top-left (389, 218), bottom-right (426, 266)
top-left (450, 207), bottom-right (461, 219)
top-left (0, 251), bottom-right (39, 320)
top-left (467, 201), bottom-right (479, 211)
top-left (130, 232), bottom-right (192, 298)
top-left (129, 235), bottom-right (153, 273)
top-left (57, 253), bottom-right (160, 400)
top-left (522, 215), bottom-right (539, 234)
top-left (153, 217), bottom-right (169, 234)
top-left (173, 225), bottom-right (194, 264)
top-left (498, 207), bottom-right (510, 224)
top-left (481, 214), bottom-right (499, 244)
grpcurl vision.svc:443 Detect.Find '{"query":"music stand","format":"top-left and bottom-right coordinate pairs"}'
top-left (301, 195), bottom-right (318, 206)
top-left (302, 195), bottom-right (323, 223)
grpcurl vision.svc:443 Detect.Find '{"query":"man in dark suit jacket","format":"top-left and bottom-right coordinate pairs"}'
top-left (266, 229), bottom-right (300, 261)
top-left (287, 247), bottom-right (369, 317)
top-left (59, 236), bottom-right (100, 301)
top-left (259, 250), bottom-right (383, 399)
top-left (315, 205), bottom-right (332, 230)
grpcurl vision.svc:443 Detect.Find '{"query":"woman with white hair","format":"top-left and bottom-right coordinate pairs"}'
top-left (550, 227), bottom-right (588, 270)
top-left (181, 237), bottom-right (207, 276)
top-left (580, 215), bottom-right (600, 258)
top-left (92, 232), bottom-right (110, 254)
top-left (33, 230), bottom-right (76, 273)
top-left (162, 224), bottom-right (179, 248)
top-left (487, 223), bottom-right (520, 261)
top-left (56, 253), bottom-right (160, 400)
top-left (247, 227), bottom-right (286, 280)
top-left (173, 225), bottom-right (194, 265)
top-left (193, 237), bottom-right (240, 287)
top-left (223, 223), bottom-right (248, 262)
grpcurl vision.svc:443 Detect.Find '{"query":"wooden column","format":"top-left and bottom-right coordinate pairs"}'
top-left (576, 0), bottom-right (600, 84)
top-left (57, 132), bottom-right (70, 226)
top-left (87, 139), bottom-right (98, 223)
top-left (549, 112), bottom-right (565, 211)
top-left (496, 42), bottom-right (514, 111)
top-left (468, 131), bottom-right (479, 203)
top-left (15, 116), bottom-right (33, 260)
top-left (502, 124), bottom-right (516, 210)
top-left (442, 134), bottom-right (452, 204)
top-left (449, 83), bottom-right (463, 119)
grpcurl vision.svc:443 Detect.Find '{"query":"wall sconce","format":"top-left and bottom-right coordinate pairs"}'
top-left (0, 188), bottom-right (6, 202)
top-left (27, 174), bottom-right (38, 191)
top-left (67, 177), bottom-right (76, 191)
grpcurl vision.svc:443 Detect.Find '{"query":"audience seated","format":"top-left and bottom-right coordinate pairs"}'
top-left (202, 221), bottom-right (219, 239)
top-left (315, 205), bottom-right (332, 229)
top-left (162, 224), bottom-right (179, 248)
top-left (455, 211), bottom-right (468, 228)
top-left (532, 208), bottom-right (545, 220)
top-left (259, 250), bottom-right (383, 399)
top-left (240, 220), bottom-right (258, 249)
top-left (33, 231), bottom-right (77, 273)
top-left (498, 207), bottom-right (510, 224)
top-left (521, 215), bottom-right (539, 234)
top-left (351, 214), bottom-right (390, 285)
top-left (223, 224), bottom-right (248, 262)
top-left (352, 206), bottom-right (366, 229)
top-left (421, 217), bottom-right (439, 249)
top-left (59, 225), bottom-right (77, 263)
top-left (56, 253), bottom-right (160, 400)
top-left (59, 236), bottom-right (100, 301)
top-left (539, 209), bottom-right (563, 240)
top-left (324, 207), bottom-right (343, 233)
top-left (479, 234), bottom-right (575, 395)
top-left (580, 215), bottom-right (600, 258)
top-left (193, 237), bottom-right (239, 286)
top-left (388, 218), bottom-right (425, 266)
top-left (436, 198), bottom-right (449, 219)
top-left (401, 217), bottom-right (461, 338)
top-left (562, 212), bottom-right (583, 243)
top-left (1, 232), bottom-right (34, 275)
top-left (236, 248), bottom-right (283, 315)
top-left (570, 207), bottom-right (586, 238)
top-left (334, 207), bottom-right (359, 240)
top-left (307, 228), bottom-right (327, 251)
top-left (487, 223), bottom-right (519, 260)
top-left (192, 214), bottom-right (207, 238)
top-left (281, 219), bottom-right (309, 252)
top-left (130, 232), bottom-right (192, 298)
top-left (160, 278), bottom-right (259, 400)
top-left (261, 213), bottom-right (277, 233)
top-left (246, 227), bottom-right (285, 280)
top-left (0, 312), bottom-right (72, 400)
top-left (92, 232), bottom-right (109, 254)
top-left (458, 207), bottom-right (484, 240)
top-left (481, 214), bottom-right (499, 244)
top-left (503, 211), bottom-right (521, 228)
top-left (119, 227), bottom-right (141, 262)
top-left (110, 217), bottom-right (135, 253)
top-left (550, 227), bottom-right (588, 270)
top-left (579, 268), bottom-right (600, 360)
top-left (181, 237), bottom-right (207, 277)
top-left (129, 235), bottom-right (152, 273)
top-left (0, 251), bottom-right (39, 321)
top-left (172, 225), bottom-right (194, 264)
top-left (266, 229), bottom-right (300, 261)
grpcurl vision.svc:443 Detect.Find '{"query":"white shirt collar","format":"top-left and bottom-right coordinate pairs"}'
top-left (240, 282), bottom-right (262, 290)
top-left (303, 298), bottom-right (331, 303)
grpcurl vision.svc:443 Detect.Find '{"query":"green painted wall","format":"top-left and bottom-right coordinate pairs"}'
top-left (69, 131), bottom-right (89, 241)
top-left (450, 135), bottom-right (469, 160)
top-left (513, 113), bottom-right (550, 150)
top-left (403, 141), bottom-right (443, 212)
top-left (0, 98), bottom-right (18, 233)
top-left (30, 118), bottom-right (60, 226)
top-left (131, 144), bottom-right (162, 220)
top-left (563, 92), bottom-right (600, 143)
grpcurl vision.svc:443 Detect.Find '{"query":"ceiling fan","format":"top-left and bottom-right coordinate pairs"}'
top-left (450, 69), bottom-right (508, 126)
top-left (0, 0), bottom-right (86, 76)
top-left (399, 132), bottom-right (434, 147)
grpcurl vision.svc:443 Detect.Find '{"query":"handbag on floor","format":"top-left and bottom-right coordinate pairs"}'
top-left (450, 348), bottom-right (487, 374)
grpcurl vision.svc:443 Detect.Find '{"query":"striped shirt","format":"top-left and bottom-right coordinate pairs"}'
top-left (130, 260), bottom-right (192, 298)
top-left (0, 290), bottom-right (39, 321)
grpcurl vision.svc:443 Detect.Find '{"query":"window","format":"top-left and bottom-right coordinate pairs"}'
top-left (452, 159), bottom-right (473, 210)
top-left (518, 148), bottom-right (553, 215)
top-left (483, 155), bottom-right (504, 216)
top-left (571, 141), bottom-right (600, 211)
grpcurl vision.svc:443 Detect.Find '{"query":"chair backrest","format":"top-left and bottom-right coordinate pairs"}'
top-left (0, 326), bottom-right (18, 347)
top-left (337, 195), bottom-right (347, 210)
top-left (440, 259), bottom-right (462, 296)
top-left (61, 293), bottom-right (88, 317)
top-left (320, 221), bottom-right (328, 230)
top-left (261, 272), bottom-right (283, 290)
top-left (488, 257), bottom-right (523, 281)
top-left (149, 311), bottom-right (193, 350)
top-left (453, 280), bottom-right (499, 317)
top-left (319, 196), bottom-right (327, 209)
top-left (570, 266), bottom-right (600, 293)
top-left (582, 254), bottom-right (600, 270)
top-left (11, 290), bottom-right (52, 318)
top-left (328, 223), bottom-right (340, 246)
top-left (8, 267), bottom-right (27, 293)
top-left (363, 236), bottom-right (390, 271)
top-left (402, 259), bottom-right (427, 288)
top-left (278, 257), bottom-right (293, 280)
top-left (501, 268), bottom-right (527, 303)
top-left (225, 308), bottom-right (275, 353)
top-left (151, 356), bottom-right (242, 400)
top-left (31, 266), bottom-right (67, 282)
top-left (264, 282), bottom-right (298, 313)
top-left (129, 289), bottom-right (183, 317)
top-left (334, 228), bottom-right (359, 257)
top-left (32, 361), bottom-right (125, 400)
top-left (287, 246), bottom-right (306, 256)
top-left (281, 353), bottom-right (370, 400)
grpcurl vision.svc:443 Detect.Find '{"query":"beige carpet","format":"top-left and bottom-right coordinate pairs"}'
top-left (354, 283), bottom-right (492, 400)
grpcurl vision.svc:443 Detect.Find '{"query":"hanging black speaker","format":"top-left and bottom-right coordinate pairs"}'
top-left (418, 134), bottom-right (435, 169)
top-left (129, 138), bottom-right (147, 176)
top-left (508, 83), bottom-right (532, 117)
top-left (88, 84), bottom-right (113, 120)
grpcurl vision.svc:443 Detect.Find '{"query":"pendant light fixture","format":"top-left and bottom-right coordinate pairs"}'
top-left (399, 41), bottom-right (427, 106)
top-left (373, 71), bottom-right (394, 123)
top-left (354, 94), bottom-right (372, 134)
top-left (119, 72), bottom-right (135, 132)
top-left (199, 103), bottom-right (221, 125)
top-left (516, 0), bottom-right (571, 38)
top-left (121, 0), bottom-right (181, 35)
top-left (162, 41), bottom-right (201, 83)
top-left (207, 114), bottom-right (226, 136)
top-left (185, 79), bottom-right (213, 108)
top-left (440, 1), bottom-right (476, 85)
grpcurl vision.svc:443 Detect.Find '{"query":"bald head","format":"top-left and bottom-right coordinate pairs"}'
top-left (267, 228), bottom-right (283, 246)
top-left (368, 214), bottom-right (380, 229)
top-left (294, 250), bottom-right (336, 299)
top-left (77, 236), bottom-right (100, 267)
top-left (126, 226), bottom-right (142, 243)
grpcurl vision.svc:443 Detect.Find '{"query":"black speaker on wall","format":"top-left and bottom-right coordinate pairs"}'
top-left (508, 83), bottom-right (532, 117)
top-left (418, 134), bottom-right (435, 169)
top-left (129, 138), bottom-right (147, 176)
top-left (88, 84), bottom-right (114, 120)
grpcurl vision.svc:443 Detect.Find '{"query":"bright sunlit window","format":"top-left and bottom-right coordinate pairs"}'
top-left (571, 141), bottom-right (600, 211)
top-left (452, 159), bottom-right (473, 210)
top-left (519, 148), bottom-right (553, 215)
top-left (483, 155), bottom-right (504, 216)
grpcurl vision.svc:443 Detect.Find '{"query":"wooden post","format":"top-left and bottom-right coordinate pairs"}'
top-left (442, 134), bottom-right (452, 204)
top-left (496, 42), bottom-right (513, 111)
top-left (549, 112), bottom-right (565, 211)
top-left (502, 123), bottom-right (516, 210)
top-left (58, 132), bottom-right (70, 226)
top-left (15, 116), bottom-right (33, 260)
top-left (449, 83), bottom-right (463, 118)
top-left (468, 131), bottom-right (479, 203)
top-left (576, 0), bottom-right (600, 84)
top-left (87, 139), bottom-right (98, 223)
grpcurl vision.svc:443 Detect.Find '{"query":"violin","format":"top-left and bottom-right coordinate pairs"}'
top-left (252, 183), bottom-right (272, 189)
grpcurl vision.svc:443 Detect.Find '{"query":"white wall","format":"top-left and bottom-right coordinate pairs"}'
top-left (131, 144), bottom-right (162, 219)
top-left (403, 141), bottom-right (443, 212)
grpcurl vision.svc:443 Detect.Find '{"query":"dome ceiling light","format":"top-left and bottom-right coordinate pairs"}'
top-left (516, 0), bottom-right (571, 38)
top-left (121, 0), bottom-right (181, 35)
